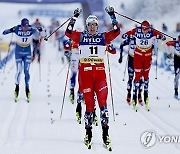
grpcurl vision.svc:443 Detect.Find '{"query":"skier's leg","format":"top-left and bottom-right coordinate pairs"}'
top-left (23, 55), bottom-right (31, 100)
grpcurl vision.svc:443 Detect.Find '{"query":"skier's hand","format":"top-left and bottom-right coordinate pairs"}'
top-left (161, 35), bottom-right (166, 41)
top-left (167, 54), bottom-right (172, 59)
top-left (64, 50), bottom-right (71, 59)
top-left (37, 27), bottom-right (43, 32)
top-left (118, 55), bottom-right (123, 63)
top-left (74, 8), bottom-right (82, 17)
top-left (105, 6), bottom-right (115, 16)
top-left (122, 33), bottom-right (128, 39)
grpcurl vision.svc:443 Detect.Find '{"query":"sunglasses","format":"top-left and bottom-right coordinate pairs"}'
top-left (87, 23), bottom-right (98, 26)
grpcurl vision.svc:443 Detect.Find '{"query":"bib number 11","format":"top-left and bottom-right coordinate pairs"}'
top-left (89, 46), bottom-right (98, 54)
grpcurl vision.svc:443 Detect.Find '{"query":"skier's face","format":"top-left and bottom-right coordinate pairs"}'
top-left (22, 25), bottom-right (29, 32)
top-left (87, 22), bottom-right (98, 35)
top-left (142, 27), bottom-right (149, 34)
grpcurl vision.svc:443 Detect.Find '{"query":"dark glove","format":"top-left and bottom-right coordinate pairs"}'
top-left (161, 35), bottom-right (166, 41)
top-left (74, 8), bottom-right (82, 17)
top-left (105, 6), bottom-right (115, 16)
top-left (37, 27), bottom-right (43, 32)
top-left (122, 33), bottom-right (128, 39)
top-left (118, 55), bottom-right (123, 63)
top-left (167, 54), bottom-right (172, 59)
top-left (64, 50), bottom-right (71, 59)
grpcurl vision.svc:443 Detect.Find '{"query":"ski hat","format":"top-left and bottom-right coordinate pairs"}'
top-left (141, 20), bottom-right (150, 31)
top-left (86, 15), bottom-right (98, 26)
top-left (21, 18), bottom-right (29, 27)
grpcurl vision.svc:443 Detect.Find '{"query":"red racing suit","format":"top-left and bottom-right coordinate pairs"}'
top-left (125, 27), bottom-right (163, 81)
top-left (65, 21), bottom-right (120, 112)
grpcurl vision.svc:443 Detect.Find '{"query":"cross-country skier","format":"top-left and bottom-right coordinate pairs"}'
top-left (166, 35), bottom-right (180, 100)
top-left (65, 6), bottom-right (120, 151)
top-left (118, 34), bottom-right (144, 105)
top-left (2, 18), bottom-right (46, 102)
top-left (124, 20), bottom-right (166, 111)
top-left (31, 18), bottom-right (45, 63)
top-left (64, 38), bottom-right (99, 125)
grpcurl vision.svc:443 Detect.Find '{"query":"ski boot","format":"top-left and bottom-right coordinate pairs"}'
top-left (69, 88), bottom-right (74, 104)
top-left (84, 128), bottom-right (92, 149)
top-left (174, 88), bottom-right (178, 100)
top-left (138, 92), bottom-right (143, 106)
top-left (126, 91), bottom-right (131, 105)
top-left (102, 126), bottom-right (112, 151)
top-left (14, 84), bottom-right (19, 102)
top-left (144, 91), bottom-right (149, 111)
top-left (26, 87), bottom-right (30, 103)
top-left (93, 111), bottom-right (98, 126)
top-left (132, 95), bottom-right (137, 112)
top-left (76, 102), bottom-right (82, 124)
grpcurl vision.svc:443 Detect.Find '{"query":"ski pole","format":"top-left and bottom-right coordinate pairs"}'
top-left (107, 53), bottom-right (115, 122)
top-left (57, 61), bottom-right (69, 76)
top-left (3, 33), bottom-right (13, 73)
top-left (114, 11), bottom-right (176, 40)
top-left (155, 39), bottom-right (159, 79)
top-left (122, 55), bottom-right (128, 81)
top-left (39, 61), bottom-right (41, 82)
top-left (44, 17), bottom-right (72, 41)
top-left (60, 61), bottom-right (71, 119)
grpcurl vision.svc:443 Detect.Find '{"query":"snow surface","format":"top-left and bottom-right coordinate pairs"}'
top-left (0, 1), bottom-right (180, 154)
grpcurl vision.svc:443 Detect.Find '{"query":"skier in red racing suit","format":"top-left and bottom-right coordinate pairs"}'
top-left (124, 20), bottom-right (166, 111)
top-left (65, 7), bottom-right (120, 150)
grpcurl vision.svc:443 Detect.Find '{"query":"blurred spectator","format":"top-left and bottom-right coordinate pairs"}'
top-left (176, 22), bottom-right (180, 32)
top-left (162, 23), bottom-right (168, 32)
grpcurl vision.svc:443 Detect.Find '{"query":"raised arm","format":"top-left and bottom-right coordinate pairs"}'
top-left (104, 7), bottom-right (120, 44)
top-left (65, 8), bottom-right (82, 43)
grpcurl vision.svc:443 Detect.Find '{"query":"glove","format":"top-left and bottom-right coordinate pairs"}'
top-left (167, 54), bottom-right (172, 59)
top-left (107, 44), bottom-right (116, 54)
top-left (105, 6), bottom-right (115, 16)
top-left (2, 30), bottom-right (6, 35)
top-left (64, 50), bottom-right (71, 58)
top-left (161, 35), bottom-right (166, 41)
top-left (74, 8), bottom-right (82, 17)
top-left (122, 33), bottom-right (128, 39)
top-left (37, 27), bottom-right (43, 32)
top-left (118, 55), bottom-right (123, 63)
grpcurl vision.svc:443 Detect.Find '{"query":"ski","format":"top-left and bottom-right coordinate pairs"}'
top-left (69, 94), bottom-right (74, 104)
top-left (15, 97), bottom-right (18, 102)
top-left (103, 143), bottom-right (112, 151)
top-left (84, 141), bottom-right (91, 149)
top-left (76, 112), bottom-right (81, 124)
top-left (145, 104), bottom-right (150, 111)
top-left (132, 104), bottom-right (137, 112)
top-left (14, 91), bottom-right (18, 103)
top-left (174, 96), bottom-right (180, 101)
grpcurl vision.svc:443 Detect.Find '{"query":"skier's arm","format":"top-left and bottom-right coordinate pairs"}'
top-left (124, 28), bottom-right (136, 36)
top-left (2, 26), bottom-right (16, 35)
top-left (65, 8), bottom-right (82, 44)
top-left (118, 38), bottom-right (130, 63)
top-left (104, 6), bottom-right (120, 43)
top-left (153, 30), bottom-right (166, 41)
top-left (165, 41), bottom-right (175, 56)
